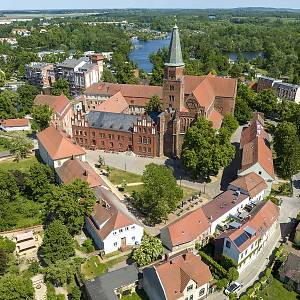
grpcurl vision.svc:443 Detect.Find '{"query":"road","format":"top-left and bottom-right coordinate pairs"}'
top-left (207, 195), bottom-right (300, 300)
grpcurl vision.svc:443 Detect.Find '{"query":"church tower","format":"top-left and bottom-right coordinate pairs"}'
top-left (163, 25), bottom-right (185, 112)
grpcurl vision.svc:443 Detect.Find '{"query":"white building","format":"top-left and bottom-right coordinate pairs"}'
top-left (85, 186), bottom-right (143, 254)
top-left (143, 251), bottom-right (213, 300)
top-left (0, 118), bottom-right (31, 131)
top-left (219, 200), bottom-right (279, 271)
top-left (37, 126), bottom-right (86, 168)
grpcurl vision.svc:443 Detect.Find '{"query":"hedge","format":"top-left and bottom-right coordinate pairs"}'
top-left (199, 251), bottom-right (227, 277)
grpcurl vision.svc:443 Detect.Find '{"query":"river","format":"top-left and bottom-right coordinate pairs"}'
top-left (129, 36), bottom-right (171, 73)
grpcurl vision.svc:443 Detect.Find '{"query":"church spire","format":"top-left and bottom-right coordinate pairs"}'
top-left (165, 25), bottom-right (184, 67)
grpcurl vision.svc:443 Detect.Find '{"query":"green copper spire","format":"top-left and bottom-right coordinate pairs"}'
top-left (165, 25), bottom-right (184, 67)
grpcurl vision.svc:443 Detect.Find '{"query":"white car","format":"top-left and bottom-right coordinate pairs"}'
top-left (224, 281), bottom-right (243, 295)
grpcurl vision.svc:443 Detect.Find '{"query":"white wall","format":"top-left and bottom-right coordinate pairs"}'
top-left (0, 125), bottom-right (31, 132)
top-left (178, 279), bottom-right (210, 300)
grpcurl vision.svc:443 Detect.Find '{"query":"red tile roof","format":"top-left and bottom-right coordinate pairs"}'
top-left (240, 119), bottom-right (268, 148)
top-left (227, 200), bottom-right (279, 252)
top-left (37, 126), bottom-right (85, 160)
top-left (162, 207), bottom-right (210, 248)
top-left (154, 251), bottom-right (212, 300)
top-left (240, 136), bottom-right (275, 179)
top-left (88, 186), bottom-right (137, 240)
top-left (229, 172), bottom-right (268, 198)
top-left (0, 118), bottom-right (29, 127)
top-left (208, 109), bottom-right (223, 129)
top-left (202, 190), bottom-right (248, 222)
top-left (97, 91), bottom-right (129, 113)
top-left (34, 94), bottom-right (71, 117)
top-left (56, 157), bottom-right (107, 188)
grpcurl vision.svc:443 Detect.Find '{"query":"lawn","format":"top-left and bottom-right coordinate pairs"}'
top-left (258, 278), bottom-right (298, 300)
top-left (125, 184), bottom-right (144, 195)
top-left (109, 167), bottom-right (142, 185)
top-left (0, 156), bottom-right (38, 172)
top-left (122, 290), bottom-right (149, 300)
top-left (181, 186), bottom-right (199, 200)
top-left (81, 256), bottom-right (107, 279)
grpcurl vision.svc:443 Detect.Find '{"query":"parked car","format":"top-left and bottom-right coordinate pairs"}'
top-left (224, 281), bottom-right (243, 295)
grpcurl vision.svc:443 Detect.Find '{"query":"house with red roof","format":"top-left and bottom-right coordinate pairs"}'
top-left (143, 251), bottom-right (213, 300)
top-left (217, 200), bottom-right (279, 271)
top-left (0, 118), bottom-right (30, 131)
top-left (160, 207), bottom-right (210, 253)
top-left (85, 186), bottom-right (143, 254)
top-left (37, 126), bottom-right (86, 168)
top-left (34, 94), bottom-right (73, 135)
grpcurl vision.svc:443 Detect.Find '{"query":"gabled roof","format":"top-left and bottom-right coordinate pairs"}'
top-left (34, 94), bottom-right (71, 117)
top-left (208, 109), bottom-right (223, 129)
top-left (229, 172), bottom-right (268, 198)
top-left (240, 136), bottom-right (275, 179)
top-left (56, 157), bottom-right (106, 188)
top-left (153, 252), bottom-right (212, 300)
top-left (97, 91), bottom-right (129, 113)
top-left (88, 186), bottom-right (138, 240)
top-left (226, 200), bottom-right (279, 252)
top-left (0, 118), bottom-right (29, 127)
top-left (37, 126), bottom-right (85, 160)
top-left (162, 207), bottom-right (210, 248)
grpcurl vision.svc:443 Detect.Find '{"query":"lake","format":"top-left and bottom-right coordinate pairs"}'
top-left (226, 51), bottom-right (266, 63)
top-left (129, 36), bottom-right (171, 73)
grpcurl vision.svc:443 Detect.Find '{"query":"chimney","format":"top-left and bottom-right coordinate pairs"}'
top-left (182, 254), bottom-right (187, 261)
top-left (71, 155), bottom-right (75, 160)
top-left (83, 170), bottom-right (88, 176)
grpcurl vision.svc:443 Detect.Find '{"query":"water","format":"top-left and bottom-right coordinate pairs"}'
top-left (226, 51), bottom-right (266, 63)
top-left (129, 36), bottom-right (171, 73)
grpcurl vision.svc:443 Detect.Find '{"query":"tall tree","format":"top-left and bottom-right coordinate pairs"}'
top-left (51, 79), bottom-right (71, 99)
top-left (144, 95), bottom-right (163, 114)
top-left (8, 136), bottom-right (33, 162)
top-left (234, 96), bottom-right (252, 124)
top-left (47, 179), bottom-right (96, 234)
top-left (273, 121), bottom-right (300, 179)
top-left (181, 117), bottom-right (235, 180)
top-left (133, 164), bottom-right (183, 224)
top-left (0, 250), bottom-right (8, 275)
top-left (0, 90), bottom-right (18, 119)
top-left (132, 236), bottom-right (163, 266)
top-left (101, 68), bottom-right (117, 83)
top-left (31, 104), bottom-right (53, 131)
top-left (0, 170), bottom-right (19, 203)
top-left (221, 114), bottom-right (239, 136)
top-left (42, 220), bottom-right (75, 264)
top-left (17, 84), bottom-right (39, 114)
top-left (255, 89), bottom-right (278, 117)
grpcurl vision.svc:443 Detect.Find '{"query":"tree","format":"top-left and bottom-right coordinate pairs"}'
top-left (216, 278), bottom-right (229, 290)
top-left (70, 286), bottom-right (81, 300)
top-left (255, 89), bottom-right (278, 117)
top-left (132, 236), bottom-right (163, 266)
top-left (47, 179), bottom-right (96, 234)
top-left (0, 237), bottom-right (16, 254)
top-left (97, 155), bottom-right (104, 168)
top-left (273, 121), bottom-right (300, 178)
top-left (181, 117), bottom-right (235, 180)
top-left (133, 164), bottom-right (183, 223)
top-left (51, 79), bottom-right (71, 99)
top-left (0, 250), bottom-right (8, 275)
top-left (227, 267), bottom-right (239, 282)
top-left (228, 64), bottom-right (243, 78)
top-left (42, 220), bottom-right (75, 264)
top-left (101, 68), bottom-right (117, 83)
top-left (0, 89), bottom-right (18, 119)
top-left (24, 162), bottom-right (55, 202)
top-left (17, 84), bottom-right (39, 114)
top-left (145, 95), bottom-right (163, 114)
top-left (234, 96), bottom-right (252, 124)
top-left (221, 114), bottom-right (239, 136)
top-left (0, 170), bottom-right (19, 203)
top-left (8, 136), bottom-right (33, 162)
top-left (31, 104), bottom-right (53, 131)
top-left (0, 274), bottom-right (34, 300)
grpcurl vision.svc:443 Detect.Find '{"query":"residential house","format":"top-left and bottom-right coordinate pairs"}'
top-left (56, 156), bottom-right (107, 188)
top-left (0, 118), bottom-right (30, 131)
top-left (37, 126), bottom-right (86, 168)
top-left (218, 200), bottom-right (279, 271)
top-left (279, 253), bottom-right (300, 292)
top-left (54, 54), bottom-right (103, 95)
top-left (83, 82), bottom-right (163, 115)
top-left (257, 76), bottom-right (300, 103)
top-left (72, 110), bottom-right (158, 157)
top-left (228, 172), bottom-right (268, 203)
top-left (160, 207), bottom-right (211, 253)
top-left (85, 186), bottom-right (143, 254)
top-left (202, 190), bottom-right (250, 234)
top-left (143, 251), bottom-right (213, 300)
top-left (84, 265), bottom-right (140, 300)
top-left (34, 94), bottom-right (73, 135)
top-left (25, 62), bottom-right (54, 89)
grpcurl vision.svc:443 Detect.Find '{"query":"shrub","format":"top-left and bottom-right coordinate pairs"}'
top-left (0, 237), bottom-right (16, 254)
top-left (216, 278), bottom-right (229, 290)
top-left (227, 267), bottom-right (239, 282)
top-left (254, 282), bottom-right (261, 291)
top-left (219, 255), bottom-right (237, 270)
top-left (199, 251), bottom-right (227, 277)
top-left (239, 295), bottom-right (250, 300)
top-left (82, 239), bottom-right (95, 253)
top-left (278, 182), bottom-right (292, 196)
top-left (265, 267), bottom-right (272, 277)
top-left (246, 287), bottom-right (255, 297)
top-left (284, 283), bottom-right (294, 292)
top-left (228, 292), bottom-right (237, 300)
top-left (28, 261), bottom-right (40, 275)
top-left (259, 275), bottom-right (268, 285)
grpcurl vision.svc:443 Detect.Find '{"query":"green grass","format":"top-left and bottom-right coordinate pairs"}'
top-left (105, 254), bottom-right (129, 269)
top-left (125, 184), bottom-right (144, 195)
top-left (104, 250), bottom-right (121, 259)
top-left (258, 278), bottom-right (298, 300)
top-left (181, 186), bottom-right (199, 200)
top-left (122, 290), bottom-right (149, 300)
top-left (81, 256), bottom-right (107, 279)
top-left (0, 156), bottom-right (38, 172)
top-left (109, 167), bottom-right (142, 185)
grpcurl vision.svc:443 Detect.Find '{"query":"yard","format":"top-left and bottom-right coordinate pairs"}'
top-left (258, 278), bottom-right (298, 300)
top-left (108, 167), bottom-right (142, 185)
top-left (0, 156), bottom-right (38, 172)
top-left (122, 290), bottom-right (149, 300)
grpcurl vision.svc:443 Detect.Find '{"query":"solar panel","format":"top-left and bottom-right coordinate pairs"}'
top-left (234, 233), bottom-right (249, 247)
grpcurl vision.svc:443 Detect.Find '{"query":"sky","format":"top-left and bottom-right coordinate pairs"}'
top-left (2, 0), bottom-right (300, 10)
